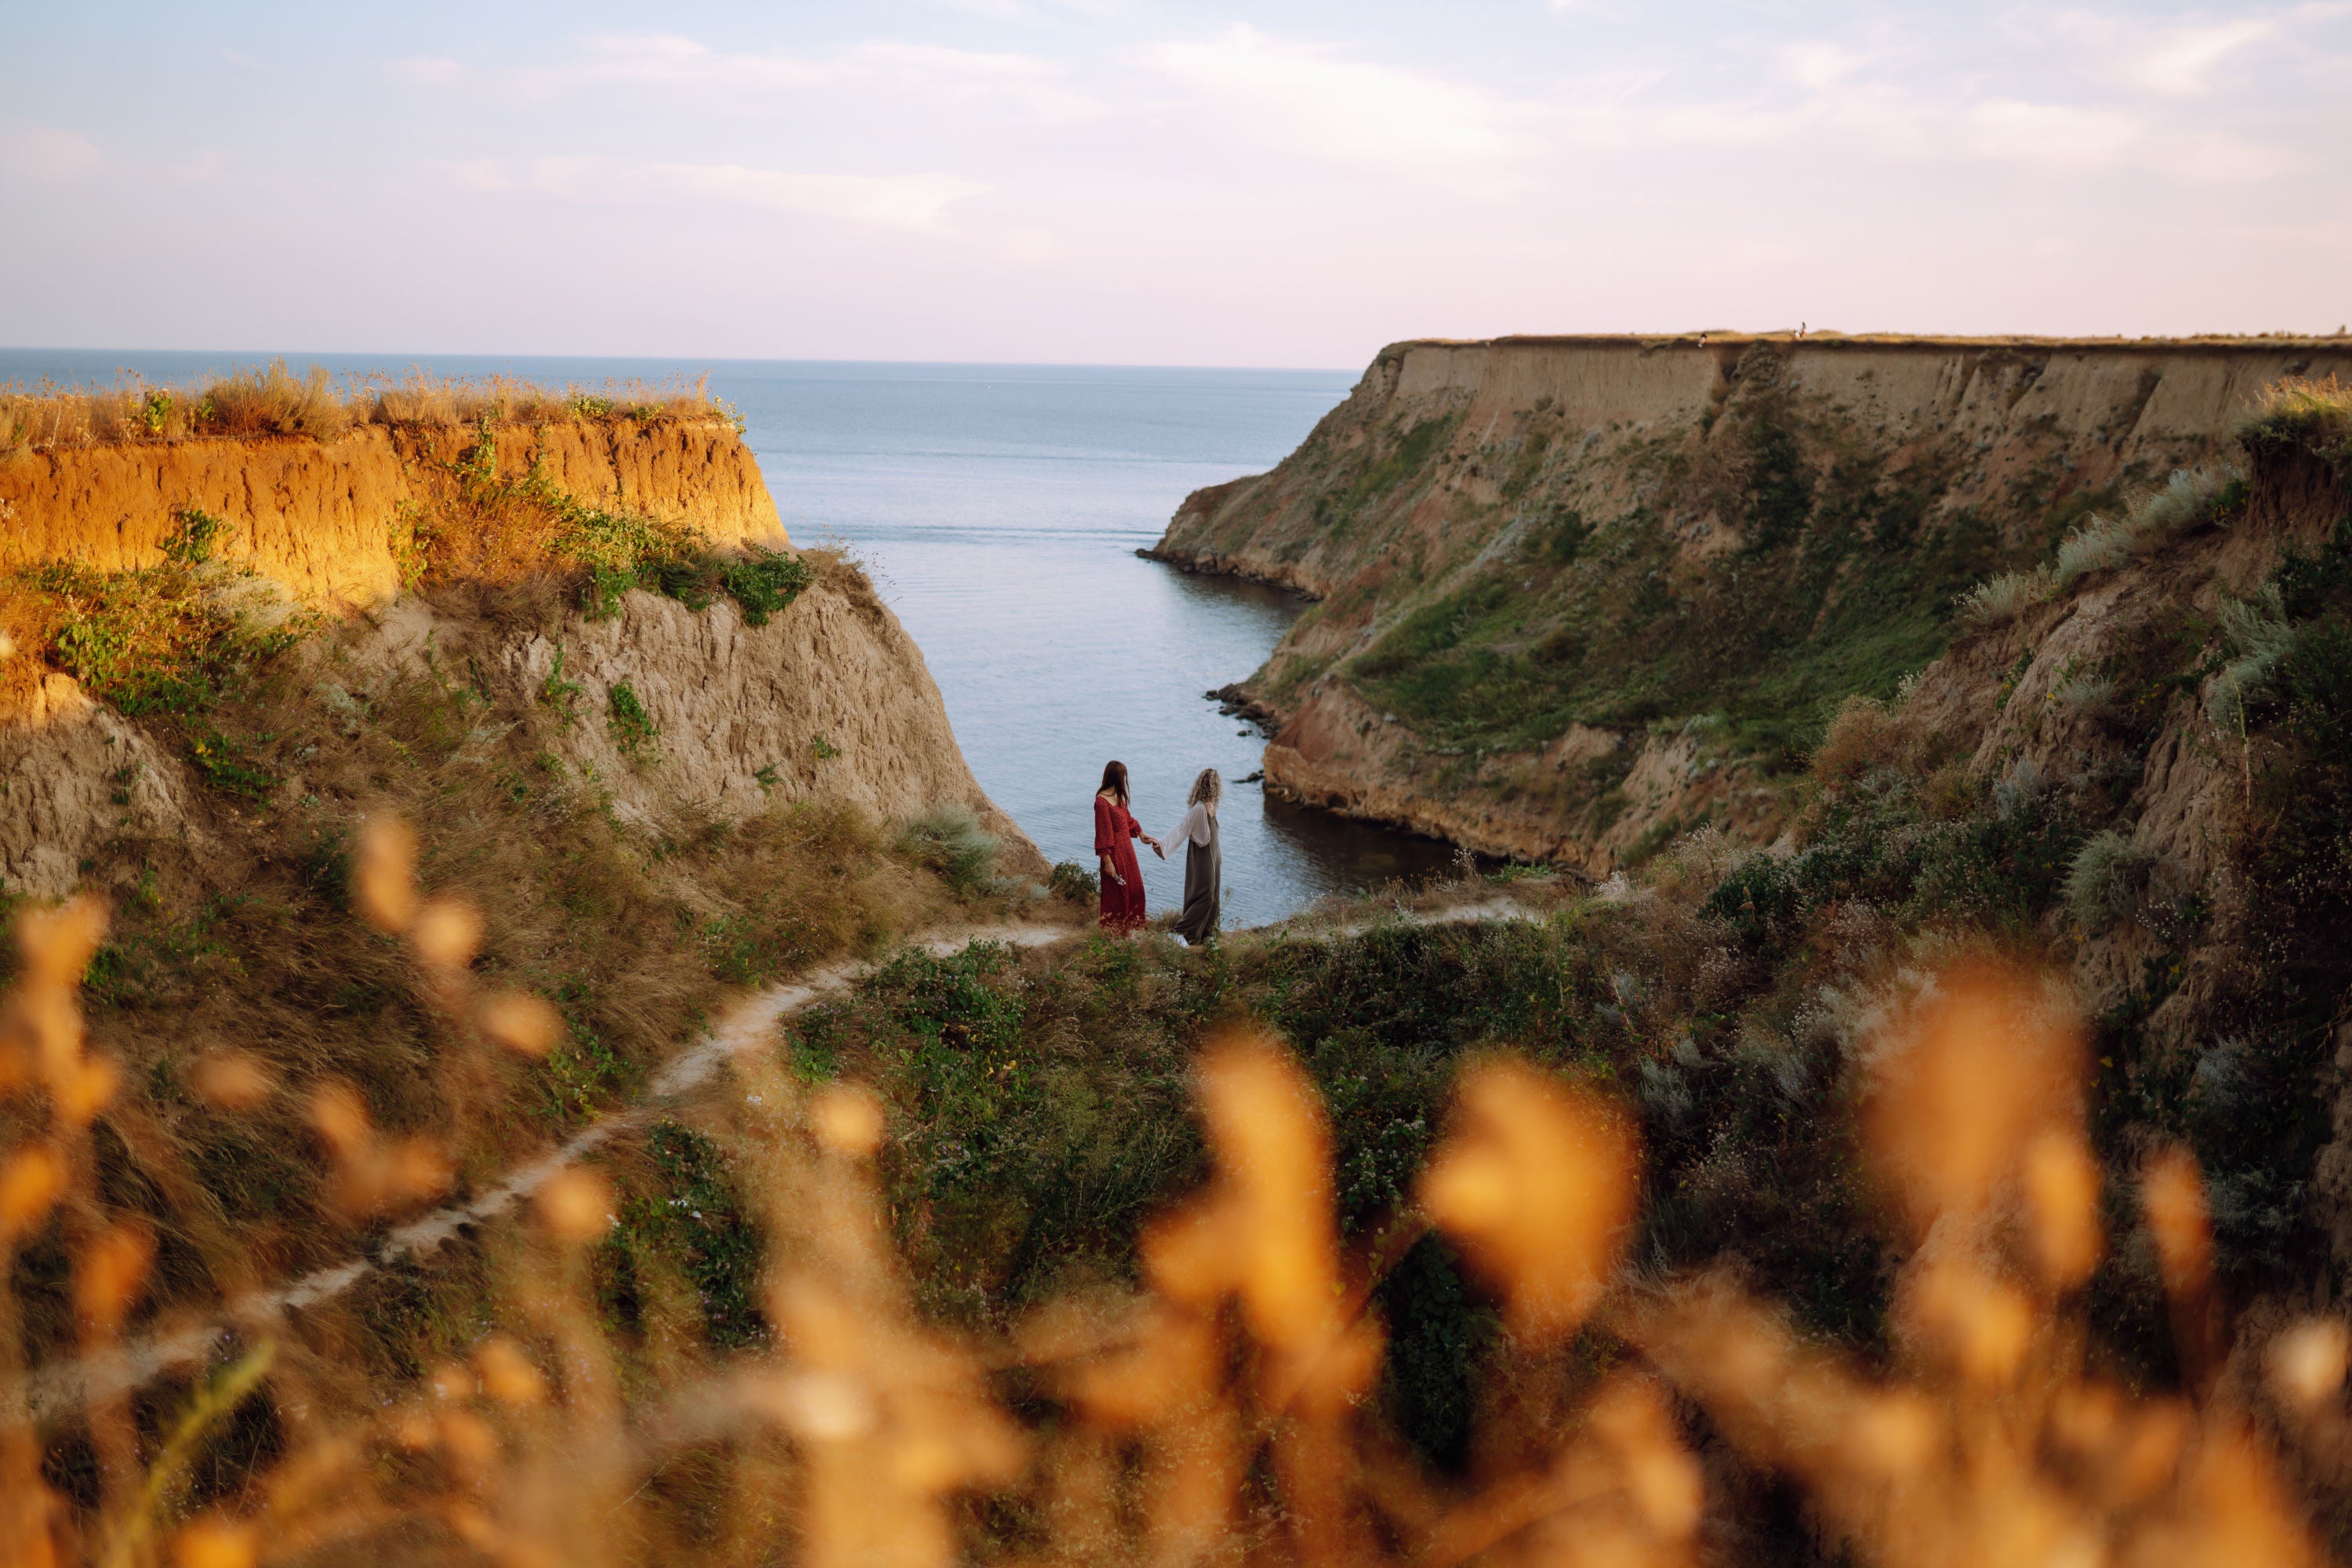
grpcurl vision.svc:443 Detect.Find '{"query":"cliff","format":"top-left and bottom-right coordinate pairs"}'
top-left (1151, 332), bottom-right (2352, 870)
top-left (2, 421), bottom-right (1041, 901)
top-left (0, 416), bottom-right (784, 607)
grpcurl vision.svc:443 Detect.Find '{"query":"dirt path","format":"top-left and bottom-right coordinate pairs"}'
top-left (9, 891), bottom-right (1555, 1420)
top-left (9, 922), bottom-right (1076, 1422)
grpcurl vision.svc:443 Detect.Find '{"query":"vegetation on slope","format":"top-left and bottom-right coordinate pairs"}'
top-left (1179, 348), bottom-right (2336, 864)
top-left (0, 362), bottom-right (738, 459)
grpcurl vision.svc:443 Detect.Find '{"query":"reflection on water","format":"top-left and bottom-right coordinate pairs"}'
top-left (0, 350), bottom-right (1461, 927)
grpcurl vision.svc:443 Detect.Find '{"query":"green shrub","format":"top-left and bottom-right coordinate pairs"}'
top-left (718, 547), bottom-right (813, 626)
top-left (1047, 860), bottom-right (1098, 903)
top-left (2053, 515), bottom-right (2133, 589)
top-left (898, 808), bottom-right (1000, 896)
top-left (606, 681), bottom-right (659, 757)
top-left (2065, 830), bottom-right (2157, 934)
top-left (2206, 583), bottom-right (2299, 737)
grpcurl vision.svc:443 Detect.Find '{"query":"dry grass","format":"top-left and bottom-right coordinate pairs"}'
top-left (0, 895), bottom-right (2336, 1566)
top-left (0, 364), bottom-right (734, 459)
top-left (2242, 376), bottom-right (2352, 458)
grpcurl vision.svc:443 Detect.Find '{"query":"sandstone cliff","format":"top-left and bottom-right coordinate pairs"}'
top-left (1152, 333), bottom-right (2352, 871)
top-left (2, 423), bottom-right (1040, 902)
top-left (0, 416), bottom-right (784, 608)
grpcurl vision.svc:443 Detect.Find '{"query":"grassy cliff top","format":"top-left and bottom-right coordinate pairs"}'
top-left (1378, 329), bottom-right (2352, 356)
top-left (0, 360), bottom-right (739, 457)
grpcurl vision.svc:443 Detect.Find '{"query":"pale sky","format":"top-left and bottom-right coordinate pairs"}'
top-left (3, 2), bottom-right (2347, 367)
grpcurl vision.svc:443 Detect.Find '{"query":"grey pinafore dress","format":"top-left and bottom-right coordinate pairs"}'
top-left (1174, 808), bottom-right (1221, 943)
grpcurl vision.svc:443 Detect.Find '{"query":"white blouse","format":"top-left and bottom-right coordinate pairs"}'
top-left (1169, 802), bottom-right (1215, 848)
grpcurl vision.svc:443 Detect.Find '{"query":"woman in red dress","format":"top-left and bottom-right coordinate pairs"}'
top-left (1094, 760), bottom-right (1163, 934)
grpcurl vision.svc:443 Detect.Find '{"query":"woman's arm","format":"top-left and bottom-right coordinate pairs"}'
top-left (1094, 796), bottom-right (1125, 883)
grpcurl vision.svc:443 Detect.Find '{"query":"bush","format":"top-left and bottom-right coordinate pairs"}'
top-left (2064, 829), bottom-right (2158, 934)
top-left (717, 547), bottom-right (814, 626)
top-left (898, 807), bottom-right (1000, 896)
top-left (2136, 465), bottom-right (2244, 543)
top-left (2240, 375), bottom-right (2352, 458)
top-left (1047, 860), bottom-right (1099, 903)
top-left (607, 681), bottom-right (659, 757)
top-left (2053, 516), bottom-right (2133, 590)
top-left (1956, 568), bottom-right (2053, 628)
top-left (2206, 583), bottom-right (2299, 737)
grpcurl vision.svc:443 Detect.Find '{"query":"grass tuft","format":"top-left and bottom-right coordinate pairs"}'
top-left (896, 807), bottom-right (1001, 898)
top-left (0, 364), bottom-right (735, 459)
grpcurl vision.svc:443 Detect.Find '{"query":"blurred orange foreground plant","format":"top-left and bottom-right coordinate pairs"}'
top-left (0, 873), bottom-right (2339, 1568)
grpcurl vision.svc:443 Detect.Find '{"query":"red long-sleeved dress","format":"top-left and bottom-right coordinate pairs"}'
top-left (1094, 793), bottom-right (1147, 933)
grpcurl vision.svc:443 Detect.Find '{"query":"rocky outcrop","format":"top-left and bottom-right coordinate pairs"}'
top-left (0, 417), bottom-right (784, 607)
top-left (343, 562), bottom-right (1036, 856)
top-left (1151, 333), bottom-right (2352, 869)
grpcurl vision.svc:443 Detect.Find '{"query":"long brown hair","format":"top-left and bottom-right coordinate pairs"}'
top-left (1098, 760), bottom-right (1129, 805)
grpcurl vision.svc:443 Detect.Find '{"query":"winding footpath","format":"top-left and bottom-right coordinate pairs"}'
top-left (9, 922), bottom-right (1076, 1422)
top-left (8, 894), bottom-right (1544, 1421)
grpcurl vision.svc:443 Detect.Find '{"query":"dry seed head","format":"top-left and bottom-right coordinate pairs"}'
top-left (173, 1517), bottom-right (257, 1568)
top-left (811, 1085), bottom-right (886, 1157)
top-left (1419, 1057), bottom-right (1637, 1342)
top-left (429, 1360), bottom-right (477, 1403)
top-left (1195, 1031), bottom-right (1338, 1349)
top-left (412, 896), bottom-right (484, 973)
top-left (473, 1337), bottom-right (546, 1406)
top-left (194, 1051), bottom-right (276, 1111)
top-left (309, 1082), bottom-right (372, 1162)
top-left (1138, 1203), bottom-right (1229, 1308)
top-left (16, 892), bottom-right (107, 989)
top-left (1590, 1374), bottom-right (1703, 1537)
top-left (0, 1145), bottom-right (66, 1237)
top-left (535, 1167), bottom-right (615, 1242)
top-left (1903, 1257), bottom-right (2034, 1382)
top-left (389, 1138), bottom-right (454, 1203)
top-left (56, 1053), bottom-right (119, 1127)
top-left (354, 817), bottom-right (419, 933)
top-left (1864, 965), bottom-right (2084, 1234)
top-left (478, 992), bottom-right (561, 1056)
top-left (75, 1224), bottom-right (155, 1337)
top-left (2023, 1130), bottom-right (2103, 1290)
top-left (2267, 1319), bottom-right (2350, 1413)
top-left (437, 1409), bottom-right (500, 1472)
top-left (2111, 1401), bottom-right (2192, 1501)
top-left (773, 1369), bottom-right (880, 1441)
top-left (1843, 1390), bottom-right (1940, 1480)
top-left (2142, 1147), bottom-right (2213, 1301)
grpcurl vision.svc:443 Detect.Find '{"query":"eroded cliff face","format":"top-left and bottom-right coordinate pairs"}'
top-left (1, 430), bottom-right (1039, 902)
top-left (1153, 333), bottom-right (2352, 871)
top-left (0, 417), bottom-right (784, 608)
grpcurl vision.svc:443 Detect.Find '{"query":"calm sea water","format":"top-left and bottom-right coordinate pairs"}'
top-left (1, 350), bottom-right (1460, 927)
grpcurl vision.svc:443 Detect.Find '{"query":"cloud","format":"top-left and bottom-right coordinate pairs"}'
top-left (1966, 99), bottom-right (2147, 167)
top-left (2041, 10), bottom-right (2277, 96)
top-left (0, 126), bottom-right (103, 185)
top-left (436, 155), bottom-right (987, 231)
top-left (648, 164), bottom-right (989, 230)
top-left (519, 33), bottom-right (1102, 123)
top-left (1776, 41), bottom-right (1876, 90)
top-left (390, 56), bottom-right (468, 86)
top-left (1141, 24), bottom-right (1539, 196)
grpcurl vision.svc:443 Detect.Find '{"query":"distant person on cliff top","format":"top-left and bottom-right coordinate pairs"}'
top-left (1170, 768), bottom-right (1223, 945)
top-left (1094, 760), bottom-right (1163, 934)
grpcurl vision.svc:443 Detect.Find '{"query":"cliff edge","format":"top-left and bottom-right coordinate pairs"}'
top-left (2, 415), bottom-right (1042, 901)
top-left (1151, 332), bottom-right (2352, 872)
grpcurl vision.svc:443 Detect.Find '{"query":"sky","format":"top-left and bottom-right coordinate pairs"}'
top-left (2, 2), bottom-right (2348, 368)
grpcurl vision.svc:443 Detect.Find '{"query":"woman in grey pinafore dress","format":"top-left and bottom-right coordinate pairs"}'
top-left (1171, 768), bottom-right (1222, 944)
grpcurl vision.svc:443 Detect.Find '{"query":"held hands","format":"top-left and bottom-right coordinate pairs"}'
top-left (1147, 837), bottom-right (1166, 860)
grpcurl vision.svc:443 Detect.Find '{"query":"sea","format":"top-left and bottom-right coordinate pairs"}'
top-left (0, 350), bottom-right (1462, 927)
